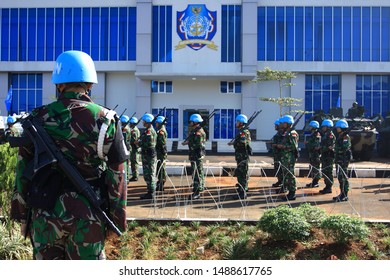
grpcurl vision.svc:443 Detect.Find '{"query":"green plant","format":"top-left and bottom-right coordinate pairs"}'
top-left (320, 214), bottom-right (369, 244)
top-left (148, 221), bottom-right (159, 231)
top-left (0, 143), bottom-right (18, 220)
top-left (159, 225), bottom-right (171, 237)
top-left (191, 221), bottom-right (201, 230)
top-left (0, 222), bottom-right (32, 260)
top-left (127, 220), bottom-right (139, 230)
top-left (296, 203), bottom-right (327, 226)
top-left (258, 205), bottom-right (311, 241)
top-left (117, 246), bottom-right (133, 260)
top-left (222, 237), bottom-right (251, 260)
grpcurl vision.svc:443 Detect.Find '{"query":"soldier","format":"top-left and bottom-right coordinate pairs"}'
top-left (347, 102), bottom-right (364, 118)
top-left (305, 120), bottom-right (322, 188)
top-left (155, 115), bottom-right (168, 191)
top-left (271, 118), bottom-right (283, 188)
top-left (182, 113), bottom-right (206, 200)
top-left (277, 115), bottom-right (299, 201)
top-left (3, 116), bottom-right (21, 141)
top-left (10, 50), bottom-right (127, 259)
top-left (319, 119), bottom-right (336, 194)
top-left (128, 116), bottom-right (140, 182)
top-left (333, 119), bottom-right (352, 202)
top-left (228, 114), bottom-right (252, 199)
top-left (137, 113), bottom-right (157, 199)
top-left (120, 115), bottom-right (131, 182)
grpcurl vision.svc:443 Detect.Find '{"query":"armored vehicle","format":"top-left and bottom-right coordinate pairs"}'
top-left (377, 115), bottom-right (390, 158)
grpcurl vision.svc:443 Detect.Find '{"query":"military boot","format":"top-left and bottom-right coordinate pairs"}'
top-left (275, 186), bottom-right (287, 194)
top-left (140, 191), bottom-right (154, 200)
top-left (319, 185), bottom-right (332, 194)
top-left (188, 190), bottom-right (200, 200)
top-left (333, 191), bottom-right (348, 202)
top-left (281, 191), bottom-right (296, 201)
top-left (129, 176), bottom-right (138, 182)
top-left (156, 181), bottom-right (164, 192)
top-left (306, 179), bottom-right (319, 188)
top-left (272, 181), bottom-right (283, 187)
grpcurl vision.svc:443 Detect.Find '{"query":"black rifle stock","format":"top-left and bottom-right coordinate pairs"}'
top-left (9, 116), bottom-right (122, 236)
top-left (229, 110), bottom-right (262, 143)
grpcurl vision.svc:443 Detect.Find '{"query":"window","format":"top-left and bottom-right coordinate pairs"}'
top-left (152, 6), bottom-right (172, 62)
top-left (356, 75), bottom-right (390, 117)
top-left (220, 81), bottom-right (241, 94)
top-left (213, 109), bottom-right (241, 139)
top-left (10, 73), bottom-right (42, 115)
top-left (305, 75), bottom-right (341, 121)
top-left (221, 5), bottom-right (241, 62)
top-left (151, 81), bottom-right (173, 94)
top-left (152, 108), bottom-right (178, 139)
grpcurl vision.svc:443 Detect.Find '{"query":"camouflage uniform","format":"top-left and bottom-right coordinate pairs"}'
top-left (11, 91), bottom-right (127, 260)
top-left (279, 128), bottom-right (299, 197)
top-left (335, 131), bottom-right (351, 198)
top-left (306, 129), bottom-right (322, 187)
top-left (188, 125), bottom-right (206, 194)
top-left (320, 129), bottom-right (335, 192)
top-left (156, 124), bottom-right (168, 190)
top-left (129, 125), bottom-right (140, 180)
top-left (4, 125), bottom-right (21, 141)
top-left (272, 129), bottom-right (283, 187)
top-left (232, 128), bottom-right (251, 193)
top-left (139, 125), bottom-right (157, 194)
top-left (122, 124), bottom-right (131, 182)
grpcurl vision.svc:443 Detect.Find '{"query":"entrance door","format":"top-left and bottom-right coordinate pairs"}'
top-left (183, 109), bottom-right (210, 140)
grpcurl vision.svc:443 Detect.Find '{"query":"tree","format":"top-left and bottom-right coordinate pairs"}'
top-left (253, 67), bottom-right (302, 117)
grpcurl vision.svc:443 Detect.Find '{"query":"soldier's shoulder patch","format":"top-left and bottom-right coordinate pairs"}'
top-left (291, 132), bottom-right (298, 137)
top-left (328, 134), bottom-right (334, 139)
top-left (196, 132), bottom-right (201, 136)
top-left (146, 129), bottom-right (151, 135)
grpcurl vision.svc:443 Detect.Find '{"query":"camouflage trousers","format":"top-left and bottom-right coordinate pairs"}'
top-left (280, 156), bottom-right (296, 192)
top-left (30, 210), bottom-right (106, 260)
top-left (130, 148), bottom-right (140, 178)
top-left (309, 155), bottom-right (322, 181)
top-left (336, 161), bottom-right (350, 193)
top-left (156, 154), bottom-right (167, 183)
top-left (142, 155), bottom-right (157, 192)
top-left (273, 155), bottom-right (283, 184)
top-left (234, 156), bottom-right (249, 192)
top-left (190, 158), bottom-right (204, 192)
top-left (321, 156), bottom-right (334, 187)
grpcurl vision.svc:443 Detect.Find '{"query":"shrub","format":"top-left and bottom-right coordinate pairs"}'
top-left (320, 214), bottom-right (369, 244)
top-left (0, 143), bottom-right (18, 219)
top-left (0, 222), bottom-right (32, 260)
top-left (296, 203), bottom-right (327, 226)
top-left (258, 205), bottom-right (311, 241)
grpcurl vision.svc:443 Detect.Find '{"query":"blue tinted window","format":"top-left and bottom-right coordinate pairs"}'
top-left (314, 7), bottom-right (323, 61)
top-left (221, 109), bottom-right (227, 139)
top-left (352, 7), bottom-right (361, 61)
top-left (45, 8), bottom-right (54, 61)
top-left (362, 7), bottom-right (370, 61)
top-left (152, 5), bottom-right (172, 62)
top-left (228, 5), bottom-right (235, 62)
top-left (55, 8), bottom-right (63, 58)
top-left (235, 5), bottom-right (241, 62)
top-left (306, 75), bottom-right (312, 89)
top-left (64, 8), bottom-right (72, 52)
top-left (152, 6), bottom-right (159, 62)
top-left (373, 76), bottom-right (381, 90)
top-left (10, 73), bottom-right (43, 114)
top-left (324, 7), bottom-right (332, 61)
top-left (332, 75), bottom-right (339, 90)
top-left (27, 9), bottom-right (36, 61)
top-left (166, 6), bottom-right (172, 62)
top-left (373, 91), bottom-right (381, 116)
top-left (333, 7), bottom-right (342, 61)
top-left (73, 8), bottom-right (81, 51)
top-left (10, 9), bottom-right (18, 61)
top-left (128, 7), bottom-right (136, 60)
top-left (82, 8), bottom-right (91, 55)
top-left (257, 7), bottom-right (265, 60)
top-left (382, 8), bottom-right (390, 61)
top-left (221, 6), bottom-right (228, 62)
top-left (276, 7), bottom-right (284, 61)
top-left (37, 8), bottom-right (45, 60)
top-left (221, 82), bottom-right (227, 93)
top-left (304, 7), bottom-right (313, 61)
top-left (227, 109), bottom-right (234, 139)
top-left (159, 6), bottom-right (166, 62)
top-left (286, 7), bottom-right (294, 61)
top-left (372, 7), bottom-right (380, 61)
top-left (151, 81), bottom-right (158, 93)
top-left (118, 7), bottom-right (127, 60)
top-left (1, 9), bottom-right (10, 61)
top-left (295, 7), bottom-right (304, 61)
top-left (364, 91), bottom-right (372, 116)
top-left (356, 75), bottom-right (363, 90)
top-left (342, 7), bottom-right (351, 61)
top-left (100, 8), bottom-right (109, 60)
top-left (214, 111), bottom-right (220, 139)
top-left (364, 76), bottom-right (372, 90)
top-left (166, 81), bottom-right (172, 93)
top-left (323, 75), bottom-right (330, 90)
top-left (266, 7), bottom-right (275, 60)
top-left (110, 7), bottom-right (118, 60)
top-left (19, 9), bottom-right (27, 61)
top-left (91, 8), bottom-right (100, 60)
top-left (235, 82), bottom-right (242, 93)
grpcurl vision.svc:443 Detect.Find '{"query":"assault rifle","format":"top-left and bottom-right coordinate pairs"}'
top-left (160, 110), bottom-right (173, 126)
top-left (182, 109), bottom-right (217, 143)
top-left (152, 107), bottom-right (166, 124)
top-left (291, 112), bottom-right (305, 130)
top-left (9, 115), bottom-right (122, 236)
top-left (229, 110), bottom-right (262, 143)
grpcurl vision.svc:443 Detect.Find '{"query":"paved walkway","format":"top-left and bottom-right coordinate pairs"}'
top-left (126, 154), bottom-right (390, 222)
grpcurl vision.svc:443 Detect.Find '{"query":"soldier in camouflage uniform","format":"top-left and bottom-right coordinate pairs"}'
top-left (10, 50), bottom-right (127, 260)
top-left (120, 115), bottom-right (131, 183)
top-left (137, 113), bottom-right (157, 199)
top-left (128, 117), bottom-right (140, 181)
top-left (3, 116), bottom-right (21, 141)
top-left (319, 119), bottom-right (336, 194)
top-left (277, 115), bottom-right (299, 200)
top-left (305, 120), bottom-right (322, 188)
top-left (271, 118), bottom-right (283, 188)
top-left (228, 114), bottom-right (252, 199)
top-left (182, 113), bottom-right (206, 200)
top-left (155, 115), bottom-right (168, 192)
top-left (333, 119), bottom-right (352, 202)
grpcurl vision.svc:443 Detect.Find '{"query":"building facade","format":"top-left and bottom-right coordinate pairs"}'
top-left (0, 0), bottom-right (389, 148)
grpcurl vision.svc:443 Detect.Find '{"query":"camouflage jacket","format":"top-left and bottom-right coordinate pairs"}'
top-left (233, 128), bottom-right (251, 158)
top-left (321, 129), bottom-right (335, 156)
top-left (4, 126), bottom-right (21, 141)
top-left (306, 129), bottom-right (321, 157)
top-left (280, 129), bottom-right (299, 159)
top-left (335, 131), bottom-right (352, 162)
top-left (139, 125), bottom-right (157, 156)
top-left (188, 125), bottom-right (206, 160)
top-left (156, 125), bottom-right (168, 158)
top-left (11, 91), bottom-right (128, 231)
top-left (271, 129), bottom-right (283, 156)
top-left (122, 124), bottom-right (131, 151)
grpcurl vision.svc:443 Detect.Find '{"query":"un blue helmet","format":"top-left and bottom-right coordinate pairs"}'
top-left (7, 116), bottom-right (16, 124)
top-left (281, 115), bottom-right (294, 124)
top-left (142, 113), bottom-right (154, 123)
top-left (236, 114), bottom-right (248, 124)
top-left (309, 120), bottom-right (320, 129)
top-left (274, 119), bottom-right (280, 126)
top-left (129, 117), bottom-right (138, 124)
top-left (335, 119), bottom-right (349, 129)
top-left (120, 115), bottom-right (130, 124)
top-left (156, 116), bottom-right (165, 124)
top-left (190, 114), bottom-right (203, 123)
top-left (321, 119), bottom-right (334, 128)
top-left (52, 50), bottom-right (98, 84)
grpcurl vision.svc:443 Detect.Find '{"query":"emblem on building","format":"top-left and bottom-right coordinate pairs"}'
top-left (176, 4), bottom-right (217, 51)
